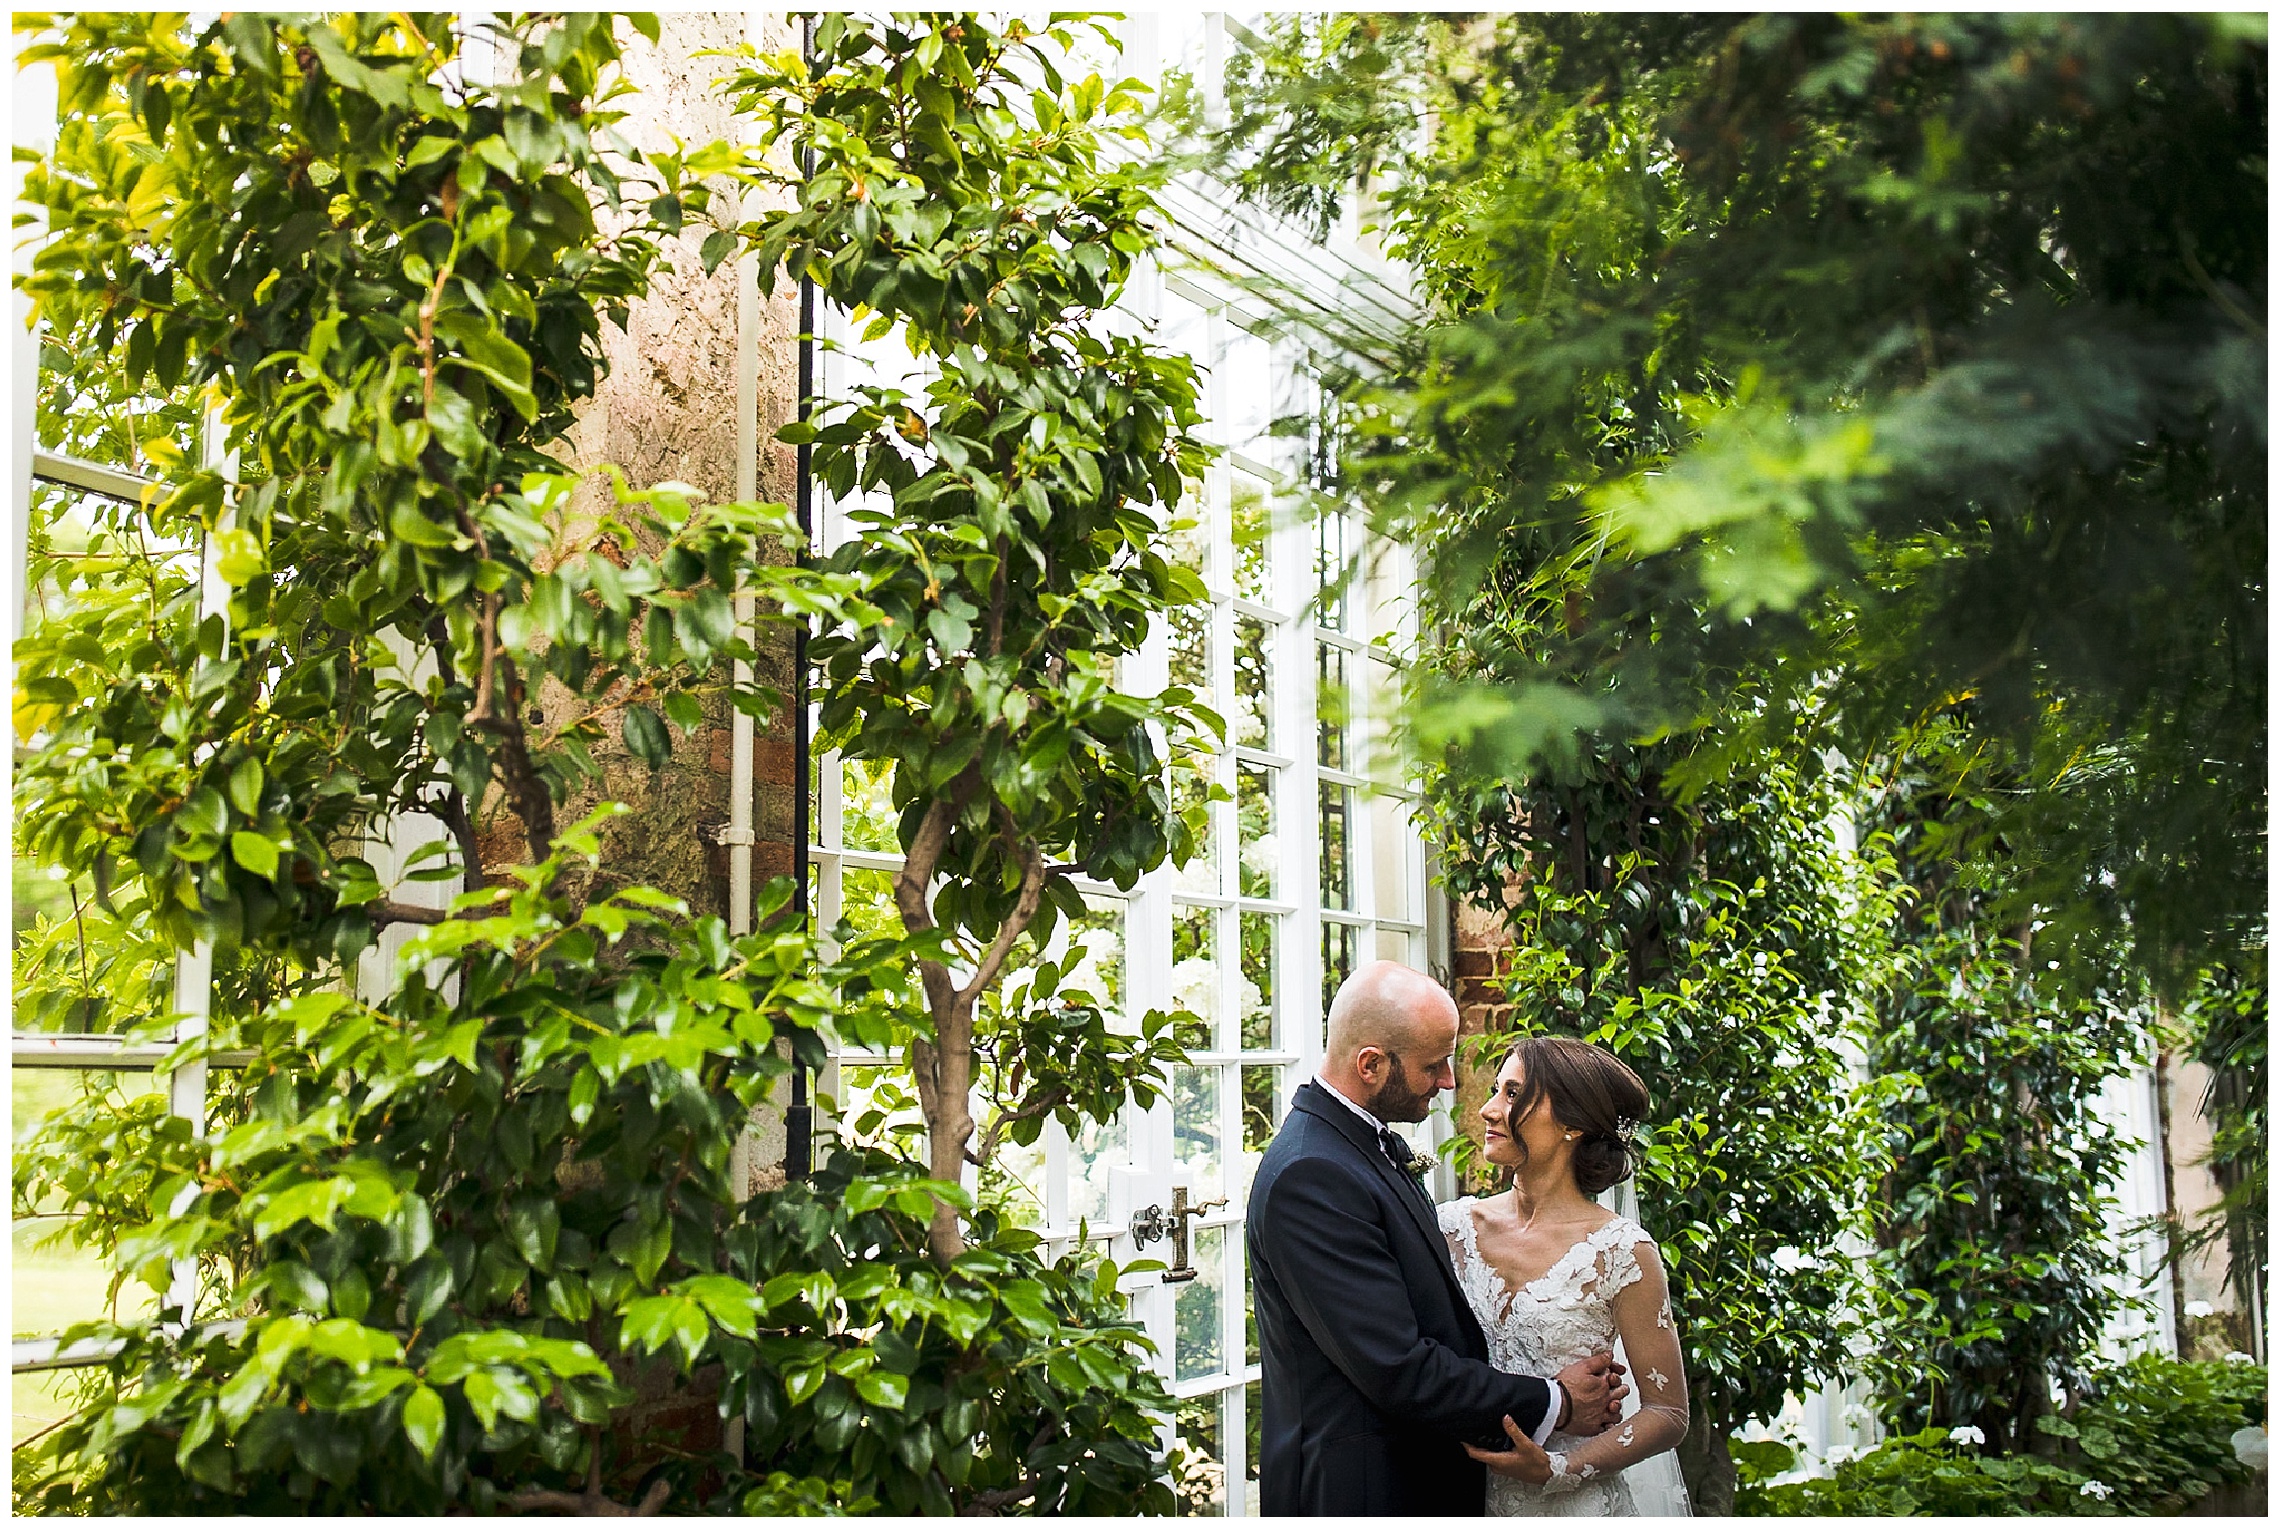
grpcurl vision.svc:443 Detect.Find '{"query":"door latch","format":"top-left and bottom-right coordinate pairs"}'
top-left (1129, 1185), bottom-right (1228, 1283)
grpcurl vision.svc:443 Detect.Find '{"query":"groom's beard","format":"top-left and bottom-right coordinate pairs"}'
top-left (1367, 1056), bottom-right (1436, 1124)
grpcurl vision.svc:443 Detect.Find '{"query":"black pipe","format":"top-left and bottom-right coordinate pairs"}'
top-left (784, 12), bottom-right (818, 1182)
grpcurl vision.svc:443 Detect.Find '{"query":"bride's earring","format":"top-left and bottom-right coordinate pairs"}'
top-left (1563, 1131), bottom-right (1579, 1142)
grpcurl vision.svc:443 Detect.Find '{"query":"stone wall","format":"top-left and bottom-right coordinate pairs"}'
top-left (2160, 1053), bottom-right (2264, 1360)
top-left (526, 12), bottom-right (803, 923)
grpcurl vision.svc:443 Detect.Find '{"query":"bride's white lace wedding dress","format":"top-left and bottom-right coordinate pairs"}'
top-left (1440, 1198), bottom-right (1692, 1517)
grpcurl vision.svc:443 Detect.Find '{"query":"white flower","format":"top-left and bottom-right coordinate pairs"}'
top-left (1647, 1369), bottom-right (1671, 1391)
top-left (2079, 1480), bottom-right (2113, 1501)
top-left (1168, 957), bottom-right (1217, 1029)
top-left (2223, 1350), bottom-right (2257, 1364)
top-left (1949, 1425), bottom-right (1985, 1447)
top-left (2184, 1299), bottom-right (2216, 1319)
top-left (1825, 1444), bottom-right (1859, 1466)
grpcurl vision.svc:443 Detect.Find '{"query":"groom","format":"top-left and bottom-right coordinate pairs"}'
top-left (1249, 961), bottom-right (1626, 1515)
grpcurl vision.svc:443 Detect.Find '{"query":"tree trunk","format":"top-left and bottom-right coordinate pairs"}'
top-left (1677, 1395), bottom-right (1736, 1517)
top-left (916, 1029), bottom-right (971, 1266)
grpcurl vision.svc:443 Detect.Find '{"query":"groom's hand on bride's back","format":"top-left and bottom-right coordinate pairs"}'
top-left (1464, 1414), bottom-right (1554, 1483)
top-left (1553, 1352), bottom-right (1630, 1436)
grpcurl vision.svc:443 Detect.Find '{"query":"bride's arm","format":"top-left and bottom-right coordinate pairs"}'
top-left (1545, 1239), bottom-right (1688, 1489)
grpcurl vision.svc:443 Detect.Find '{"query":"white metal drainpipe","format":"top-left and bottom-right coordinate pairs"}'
top-left (166, 411), bottom-right (236, 1325)
top-left (726, 189), bottom-right (760, 941)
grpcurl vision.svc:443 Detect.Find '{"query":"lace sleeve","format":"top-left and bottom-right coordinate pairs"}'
top-left (1551, 1236), bottom-right (1689, 1486)
top-left (1436, 1196), bottom-right (1472, 1264)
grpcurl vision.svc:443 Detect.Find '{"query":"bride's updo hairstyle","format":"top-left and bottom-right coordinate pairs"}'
top-left (1502, 1036), bottom-right (1650, 1196)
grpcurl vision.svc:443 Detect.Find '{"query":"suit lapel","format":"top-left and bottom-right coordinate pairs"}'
top-left (1291, 1083), bottom-right (1457, 1281)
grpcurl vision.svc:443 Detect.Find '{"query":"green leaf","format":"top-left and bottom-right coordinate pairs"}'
top-left (212, 526), bottom-right (266, 587)
top-left (226, 756), bottom-right (266, 816)
top-left (433, 311), bottom-right (537, 421)
top-left (855, 1370), bottom-right (908, 1409)
top-left (784, 1363), bottom-right (826, 1406)
top-left (622, 704), bottom-right (671, 767)
top-left (230, 830), bottom-right (281, 878)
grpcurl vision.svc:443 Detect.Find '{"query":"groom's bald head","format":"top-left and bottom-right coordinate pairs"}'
top-left (1320, 961), bottom-right (1459, 1123)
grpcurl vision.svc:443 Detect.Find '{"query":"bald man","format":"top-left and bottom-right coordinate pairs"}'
top-left (1247, 961), bottom-right (1624, 1515)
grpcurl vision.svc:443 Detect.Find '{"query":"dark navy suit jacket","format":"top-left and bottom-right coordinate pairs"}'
top-left (1247, 1081), bottom-right (1558, 1516)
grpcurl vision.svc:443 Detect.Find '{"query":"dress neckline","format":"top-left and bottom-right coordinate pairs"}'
top-left (1454, 1196), bottom-right (1639, 1316)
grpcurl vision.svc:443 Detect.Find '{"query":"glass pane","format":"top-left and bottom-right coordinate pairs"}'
top-left (1168, 475), bottom-right (1212, 582)
top-left (1322, 921), bottom-right (1358, 1017)
top-left (1376, 926), bottom-right (1419, 964)
top-left (837, 1063), bottom-right (926, 1155)
top-left (1239, 912), bottom-right (1276, 1051)
top-left (839, 757), bottom-right (899, 852)
top-left (1176, 1226), bottom-right (1228, 1382)
top-left (11, 866), bottom-right (175, 1036)
top-left (1316, 640), bottom-right (1348, 770)
top-left (1170, 904), bottom-right (1219, 1050)
top-left (1372, 792), bottom-right (1414, 923)
top-left (1069, 1108), bottom-right (1131, 1234)
top-left (1064, 894), bottom-right (1127, 1019)
top-left (1319, 782), bottom-right (1352, 910)
top-left (1175, 1393), bottom-right (1225, 1515)
top-left (836, 866), bottom-right (905, 942)
top-left (1244, 1380), bottom-right (1264, 1513)
top-left (984, 1131), bottom-right (1049, 1232)
top-left (1175, 1065), bottom-right (1224, 1197)
top-left (1316, 505), bottom-right (1350, 630)
top-left (1232, 614), bottom-right (1272, 750)
top-left (13, 1069), bottom-right (164, 1337)
top-left (1221, 324), bottom-right (1274, 460)
top-left (1236, 764), bottom-right (1277, 902)
top-left (1166, 601), bottom-right (1214, 713)
top-left (1171, 750), bottom-right (1220, 897)
top-left (1160, 283), bottom-right (1210, 368)
top-left (1239, 1065), bottom-right (1281, 1199)
top-left (1230, 473), bottom-right (1272, 607)
top-left (15, 1368), bottom-right (96, 1449)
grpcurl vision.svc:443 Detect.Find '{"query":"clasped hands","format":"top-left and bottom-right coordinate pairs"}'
top-left (1463, 1352), bottom-right (1628, 1485)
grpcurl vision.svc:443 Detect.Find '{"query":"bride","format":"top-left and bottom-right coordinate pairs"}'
top-left (1441, 1036), bottom-right (1692, 1516)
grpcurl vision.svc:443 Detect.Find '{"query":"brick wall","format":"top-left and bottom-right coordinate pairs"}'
top-left (1448, 887), bottom-right (1519, 1177)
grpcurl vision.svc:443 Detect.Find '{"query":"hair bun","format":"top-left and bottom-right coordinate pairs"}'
top-left (1571, 1133), bottom-right (1636, 1196)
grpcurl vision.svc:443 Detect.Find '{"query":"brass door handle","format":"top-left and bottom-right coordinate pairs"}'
top-left (1159, 1186), bottom-right (1228, 1284)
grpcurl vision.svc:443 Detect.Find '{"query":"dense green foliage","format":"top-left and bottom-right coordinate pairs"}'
top-left (1222, 12), bottom-right (2266, 999)
top-left (1861, 740), bottom-right (2149, 1446)
top-left (13, 10), bottom-right (1182, 1514)
top-left (1736, 1355), bottom-right (2268, 1516)
top-left (714, 14), bottom-right (1214, 1260)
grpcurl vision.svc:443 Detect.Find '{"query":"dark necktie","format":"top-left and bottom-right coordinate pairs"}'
top-left (1378, 1126), bottom-right (1430, 1201)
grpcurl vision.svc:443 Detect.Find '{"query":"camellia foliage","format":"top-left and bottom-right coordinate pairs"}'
top-left (1860, 734), bottom-right (2149, 1450)
top-left (13, 10), bottom-right (1179, 1514)
top-left (714, 13), bottom-right (1217, 1262)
